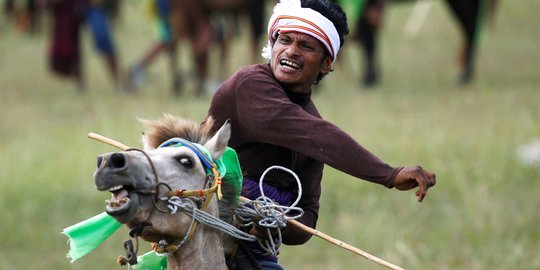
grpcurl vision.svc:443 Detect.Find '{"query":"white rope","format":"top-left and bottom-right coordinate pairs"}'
top-left (235, 165), bottom-right (304, 256)
top-left (166, 197), bottom-right (258, 243)
top-left (160, 165), bottom-right (304, 257)
top-left (151, 199), bottom-right (198, 255)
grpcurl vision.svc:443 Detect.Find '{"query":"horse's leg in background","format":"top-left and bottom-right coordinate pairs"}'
top-left (182, 0), bottom-right (212, 96)
top-left (247, 0), bottom-right (265, 64)
top-left (487, 0), bottom-right (498, 28)
top-left (26, 0), bottom-right (40, 33)
top-left (212, 13), bottom-right (234, 82)
top-left (211, 0), bottom-right (264, 89)
top-left (168, 37), bottom-right (182, 96)
top-left (215, 0), bottom-right (264, 80)
top-left (356, 0), bottom-right (386, 88)
top-left (4, 0), bottom-right (14, 16)
top-left (357, 14), bottom-right (378, 87)
top-left (193, 23), bottom-right (212, 96)
top-left (444, 0), bottom-right (480, 85)
top-left (167, 1), bottom-right (186, 96)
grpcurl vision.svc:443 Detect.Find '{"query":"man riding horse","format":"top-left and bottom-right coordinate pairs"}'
top-left (205, 0), bottom-right (436, 268)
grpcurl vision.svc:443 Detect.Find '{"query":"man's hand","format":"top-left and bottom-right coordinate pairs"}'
top-left (249, 216), bottom-right (280, 240)
top-left (393, 166), bottom-right (436, 202)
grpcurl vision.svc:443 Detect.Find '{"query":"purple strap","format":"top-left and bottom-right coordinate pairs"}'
top-left (241, 178), bottom-right (295, 207)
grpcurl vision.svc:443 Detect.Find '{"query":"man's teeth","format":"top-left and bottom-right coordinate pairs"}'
top-left (281, 59), bottom-right (300, 69)
top-left (109, 185), bottom-right (124, 192)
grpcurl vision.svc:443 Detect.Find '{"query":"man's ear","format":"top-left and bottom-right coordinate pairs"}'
top-left (320, 55), bottom-right (333, 74)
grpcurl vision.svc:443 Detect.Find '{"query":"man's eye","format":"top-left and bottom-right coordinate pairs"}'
top-left (279, 36), bottom-right (291, 43)
top-left (176, 156), bottom-right (194, 169)
top-left (303, 44), bottom-right (314, 51)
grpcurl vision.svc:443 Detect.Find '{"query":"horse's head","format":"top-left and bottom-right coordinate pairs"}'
top-left (93, 115), bottom-right (230, 244)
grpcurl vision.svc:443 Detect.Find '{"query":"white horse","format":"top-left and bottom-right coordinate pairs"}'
top-left (94, 115), bottom-right (241, 269)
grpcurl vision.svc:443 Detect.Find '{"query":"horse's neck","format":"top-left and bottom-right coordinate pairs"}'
top-left (167, 226), bottom-right (226, 270)
top-left (167, 218), bottom-right (227, 270)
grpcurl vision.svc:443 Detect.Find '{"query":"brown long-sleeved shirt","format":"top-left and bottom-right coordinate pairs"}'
top-left (206, 64), bottom-right (401, 245)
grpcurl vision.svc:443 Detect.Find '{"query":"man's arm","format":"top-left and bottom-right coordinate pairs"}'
top-left (235, 78), bottom-right (398, 187)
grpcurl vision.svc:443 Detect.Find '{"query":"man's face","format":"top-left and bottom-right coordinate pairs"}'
top-left (270, 32), bottom-right (332, 94)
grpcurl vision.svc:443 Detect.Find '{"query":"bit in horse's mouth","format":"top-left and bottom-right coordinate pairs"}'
top-left (105, 185), bottom-right (132, 214)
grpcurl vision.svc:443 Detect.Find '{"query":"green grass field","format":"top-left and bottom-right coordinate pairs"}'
top-left (1, 1), bottom-right (539, 269)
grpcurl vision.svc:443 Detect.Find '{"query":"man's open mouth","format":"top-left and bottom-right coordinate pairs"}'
top-left (280, 59), bottom-right (300, 70)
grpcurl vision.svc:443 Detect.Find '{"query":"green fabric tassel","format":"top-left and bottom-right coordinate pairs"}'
top-left (221, 147), bottom-right (243, 203)
top-left (130, 251), bottom-right (168, 270)
top-left (63, 212), bottom-right (121, 262)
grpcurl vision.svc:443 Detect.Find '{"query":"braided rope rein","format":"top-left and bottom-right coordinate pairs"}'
top-left (155, 166), bottom-right (304, 257)
top-left (235, 166), bottom-right (305, 256)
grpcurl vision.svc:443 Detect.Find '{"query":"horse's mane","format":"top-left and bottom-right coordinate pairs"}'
top-left (140, 113), bottom-right (215, 149)
top-left (140, 114), bottom-right (239, 242)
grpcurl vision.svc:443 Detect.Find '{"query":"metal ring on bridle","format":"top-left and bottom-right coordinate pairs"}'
top-left (153, 182), bottom-right (173, 213)
top-left (124, 148), bottom-right (170, 213)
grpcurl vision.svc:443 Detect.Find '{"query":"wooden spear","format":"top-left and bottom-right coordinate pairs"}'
top-left (87, 132), bottom-right (405, 270)
top-left (88, 132), bottom-right (130, 151)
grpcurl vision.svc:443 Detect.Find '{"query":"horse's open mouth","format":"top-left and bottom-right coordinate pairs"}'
top-left (105, 185), bottom-right (133, 215)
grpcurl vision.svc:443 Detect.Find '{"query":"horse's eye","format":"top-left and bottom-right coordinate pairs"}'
top-left (176, 156), bottom-right (194, 169)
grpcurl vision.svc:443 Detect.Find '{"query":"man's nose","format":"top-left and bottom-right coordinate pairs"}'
top-left (285, 43), bottom-right (301, 57)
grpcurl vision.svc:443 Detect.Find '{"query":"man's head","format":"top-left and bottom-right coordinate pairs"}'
top-left (262, 0), bottom-right (349, 89)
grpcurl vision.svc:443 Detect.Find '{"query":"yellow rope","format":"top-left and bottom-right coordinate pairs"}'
top-left (165, 166), bottom-right (223, 201)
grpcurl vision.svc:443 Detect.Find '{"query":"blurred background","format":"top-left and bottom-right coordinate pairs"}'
top-left (1, 0), bottom-right (539, 269)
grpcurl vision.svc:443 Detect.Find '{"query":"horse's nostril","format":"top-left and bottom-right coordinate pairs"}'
top-left (97, 156), bottom-right (103, 168)
top-left (110, 153), bottom-right (127, 169)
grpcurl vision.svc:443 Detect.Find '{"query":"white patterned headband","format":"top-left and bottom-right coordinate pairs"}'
top-left (261, 0), bottom-right (341, 63)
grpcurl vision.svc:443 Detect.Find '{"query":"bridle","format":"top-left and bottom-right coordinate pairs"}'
top-left (126, 141), bottom-right (223, 212)
top-left (118, 138), bottom-right (224, 264)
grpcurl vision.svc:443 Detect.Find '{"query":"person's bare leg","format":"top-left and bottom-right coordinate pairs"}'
top-left (125, 42), bottom-right (170, 92)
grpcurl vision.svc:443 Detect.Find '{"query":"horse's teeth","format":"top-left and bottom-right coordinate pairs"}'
top-left (109, 185), bottom-right (124, 192)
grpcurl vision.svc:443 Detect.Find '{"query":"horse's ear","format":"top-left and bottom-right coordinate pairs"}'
top-left (141, 132), bottom-right (154, 151)
top-left (203, 121), bottom-right (231, 161)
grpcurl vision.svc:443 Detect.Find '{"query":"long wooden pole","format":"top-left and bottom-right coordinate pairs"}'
top-left (239, 195), bottom-right (404, 270)
top-left (87, 132), bottom-right (405, 270)
top-left (88, 132), bottom-right (130, 150)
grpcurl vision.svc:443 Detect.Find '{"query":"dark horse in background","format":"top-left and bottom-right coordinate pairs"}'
top-left (171, 0), bottom-right (266, 95)
top-left (351, 0), bottom-right (498, 87)
top-left (133, 0), bottom-right (497, 94)
top-left (127, 0), bottom-right (266, 96)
